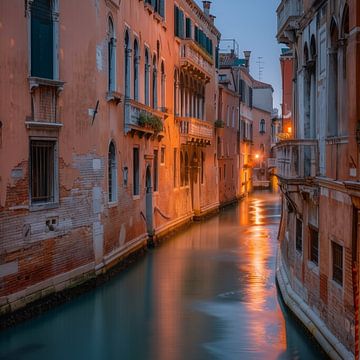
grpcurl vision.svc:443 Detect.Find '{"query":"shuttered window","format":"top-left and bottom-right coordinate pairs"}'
top-left (31, 0), bottom-right (53, 79)
top-left (186, 18), bottom-right (192, 39)
top-left (174, 6), bottom-right (184, 38)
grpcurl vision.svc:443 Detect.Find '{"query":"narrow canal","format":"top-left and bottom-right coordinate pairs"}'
top-left (0, 192), bottom-right (326, 360)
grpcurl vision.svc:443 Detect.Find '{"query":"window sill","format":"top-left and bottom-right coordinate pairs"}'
top-left (108, 201), bottom-right (118, 208)
top-left (106, 91), bottom-right (122, 105)
top-left (25, 120), bottom-right (63, 130)
top-left (330, 279), bottom-right (343, 292)
top-left (30, 202), bottom-right (59, 212)
top-left (307, 261), bottom-right (319, 275)
top-left (133, 195), bottom-right (140, 200)
top-left (28, 77), bottom-right (65, 92)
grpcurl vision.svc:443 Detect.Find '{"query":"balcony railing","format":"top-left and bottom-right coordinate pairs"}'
top-left (124, 99), bottom-right (166, 138)
top-left (180, 40), bottom-right (212, 83)
top-left (276, 139), bottom-right (319, 179)
top-left (25, 77), bottom-right (65, 128)
top-left (268, 158), bottom-right (277, 169)
top-left (277, 0), bottom-right (302, 43)
top-left (176, 116), bottom-right (213, 146)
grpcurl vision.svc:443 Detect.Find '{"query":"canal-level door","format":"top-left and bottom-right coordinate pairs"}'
top-left (145, 165), bottom-right (153, 236)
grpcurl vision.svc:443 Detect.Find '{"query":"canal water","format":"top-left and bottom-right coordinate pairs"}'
top-left (0, 192), bottom-right (326, 360)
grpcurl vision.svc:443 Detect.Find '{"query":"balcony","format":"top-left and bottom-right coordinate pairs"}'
top-left (268, 158), bottom-right (277, 169)
top-left (276, 0), bottom-right (302, 44)
top-left (180, 40), bottom-right (213, 83)
top-left (124, 99), bottom-right (166, 140)
top-left (176, 116), bottom-right (213, 146)
top-left (25, 77), bottom-right (65, 129)
top-left (276, 139), bottom-right (319, 180)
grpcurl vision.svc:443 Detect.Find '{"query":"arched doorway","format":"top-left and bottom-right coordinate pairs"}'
top-left (145, 165), bottom-right (153, 236)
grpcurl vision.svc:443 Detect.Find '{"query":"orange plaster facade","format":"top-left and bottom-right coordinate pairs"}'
top-left (0, 0), bottom-right (225, 315)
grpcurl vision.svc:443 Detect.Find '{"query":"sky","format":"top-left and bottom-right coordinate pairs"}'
top-left (195, 0), bottom-right (283, 112)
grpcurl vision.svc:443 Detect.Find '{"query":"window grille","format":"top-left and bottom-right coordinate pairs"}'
top-left (332, 242), bottom-right (343, 285)
top-left (30, 140), bottom-right (56, 203)
top-left (309, 226), bottom-right (319, 265)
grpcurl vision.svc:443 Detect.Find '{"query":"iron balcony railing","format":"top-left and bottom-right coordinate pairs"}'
top-left (276, 0), bottom-right (302, 43)
top-left (275, 139), bottom-right (319, 179)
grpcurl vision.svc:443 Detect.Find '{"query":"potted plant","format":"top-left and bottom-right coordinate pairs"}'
top-left (138, 112), bottom-right (163, 134)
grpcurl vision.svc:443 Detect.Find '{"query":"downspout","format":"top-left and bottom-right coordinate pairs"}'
top-left (352, 205), bottom-right (359, 360)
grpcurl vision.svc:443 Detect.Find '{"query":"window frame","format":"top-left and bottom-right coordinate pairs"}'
top-left (29, 137), bottom-right (59, 210)
top-left (332, 241), bottom-right (343, 286)
top-left (133, 147), bottom-right (140, 196)
top-left (309, 225), bottom-right (319, 266)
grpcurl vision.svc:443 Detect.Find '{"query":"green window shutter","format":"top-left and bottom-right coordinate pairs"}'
top-left (179, 10), bottom-right (184, 39)
top-left (31, 0), bottom-right (53, 79)
top-left (174, 6), bottom-right (179, 36)
top-left (159, 0), bottom-right (165, 17)
top-left (186, 18), bottom-right (192, 39)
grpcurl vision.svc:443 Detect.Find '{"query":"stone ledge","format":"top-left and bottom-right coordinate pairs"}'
top-left (276, 246), bottom-right (354, 360)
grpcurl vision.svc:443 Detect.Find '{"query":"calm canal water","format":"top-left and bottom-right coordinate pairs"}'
top-left (0, 192), bottom-right (326, 360)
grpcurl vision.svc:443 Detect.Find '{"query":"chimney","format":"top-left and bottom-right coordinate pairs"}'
top-left (209, 14), bottom-right (216, 23)
top-left (202, 1), bottom-right (212, 16)
top-left (244, 50), bottom-right (251, 71)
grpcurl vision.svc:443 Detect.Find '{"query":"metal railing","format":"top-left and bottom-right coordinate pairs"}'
top-left (276, 139), bottom-right (318, 179)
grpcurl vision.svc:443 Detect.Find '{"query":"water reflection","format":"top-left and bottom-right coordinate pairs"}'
top-left (0, 192), bottom-right (326, 360)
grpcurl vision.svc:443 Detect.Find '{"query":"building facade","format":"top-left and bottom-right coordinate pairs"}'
top-left (276, 0), bottom-right (360, 358)
top-left (0, 0), bottom-right (223, 316)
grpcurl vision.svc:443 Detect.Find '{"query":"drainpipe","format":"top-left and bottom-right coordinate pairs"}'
top-left (352, 205), bottom-right (359, 360)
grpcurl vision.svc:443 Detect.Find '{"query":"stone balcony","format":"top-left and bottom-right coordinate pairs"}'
top-left (176, 116), bottom-right (213, 146)
top-left (268, 158), bottom-right (277, 169)
top-left (179, 39), bottom-right (213, 83)
top-left (124, 99), bottom-right (166, 140)
top-left (276, 0), bottom-right (302, 44)
top-left (25, 77), bottom-right (65, 130)
top-left (275, 139), bottom-right (319, 180)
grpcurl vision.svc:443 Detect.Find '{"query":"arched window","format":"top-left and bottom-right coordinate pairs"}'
top-left (144, 48), bottom-right (150, 106)
top-left (108, 18), bottom-right (116, 93)
top-left (328, 19), bottom-right (338, 136)
top-left (133, 39), bottom-right (139, 101)
top-left (31, 0), bottom-right (54, 79)
top-left (124, 30), bottom-right (131, 98)
top-left (152, 55), bottom-right (158, 109)
top-left (259, 119), bottom-right (265, 134)
top-left (160, 61), bottom-right (166, 110)
top-left (108, 141), bottom-right (117, 202)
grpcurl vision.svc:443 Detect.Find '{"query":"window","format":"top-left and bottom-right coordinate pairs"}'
top-left (31, 0), bottom-right (54, 79)
top-left (309, 226), bottom-right (319, 265)
top-left (160, 147), bottom-right (165, 164)
top-left (124, 31), bottom-right (130, 98)
top-left (259, 119), bottom-right (265, 134)
top-left (153, 149), bottom-right (158, 192)
top-left (185, 152), bottom-right (189, 186)
top-left (174, 6), bottom-right (184, 38)
top-left (133, 148), bottom-right (140, 195)
top-left (108, 18), bottom-right (116, 93)
top-left (185, 18), bottom-right (192, 38)
top-left (152, 55), bottom-right (158, 109)
top-left (201, 151), bottom-right (205, 184)
top-left (180, 151), bottom-right (184, 186)
top-left (332, 242), bottom-right (343, 285)
top-left (133, 39), bottom-right (139, 101)
top-left (173, 148), bottom-right (177, 187)
top-left (160, 61), bottom-right (165, 110)
top-left (144, 49), bottom-right (150, 106)
top-left (108, 141), bottom-right (117, 202)
top-left (30, 139), bottom-right (57, 204)
top-left (296, 218), bottom-right (303, 252)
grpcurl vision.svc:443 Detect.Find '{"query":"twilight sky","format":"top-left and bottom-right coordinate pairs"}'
top-left (195, 0), bottom-right (283, 111)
